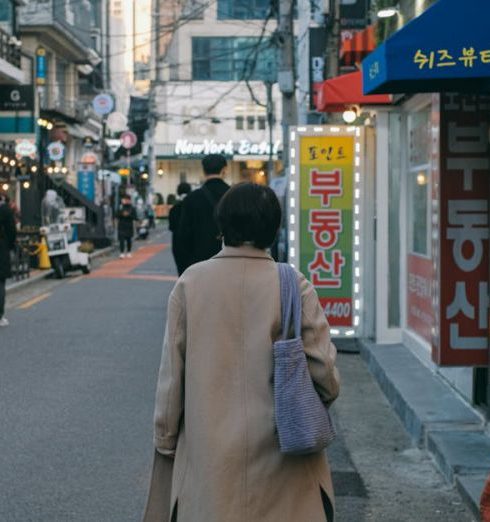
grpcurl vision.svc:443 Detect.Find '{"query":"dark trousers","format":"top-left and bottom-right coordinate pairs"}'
top-left (119, 237), bottom-right (132, 254)
top-left (0, 278), bottom-right (5, 318)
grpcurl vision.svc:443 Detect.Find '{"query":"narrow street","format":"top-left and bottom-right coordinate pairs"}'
top-left (0, 228), bottom-right (475, 522)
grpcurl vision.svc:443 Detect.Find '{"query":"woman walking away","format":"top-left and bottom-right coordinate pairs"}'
top-left (143, 182), bottom-right (340, 522)
top-left (117, 195), bottom-right (136, 258)
top-left (0, 195), bottom-right (16, 327)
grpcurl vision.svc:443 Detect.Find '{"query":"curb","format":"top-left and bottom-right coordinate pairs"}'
top-left (359, 340), bottom-right (490, 519)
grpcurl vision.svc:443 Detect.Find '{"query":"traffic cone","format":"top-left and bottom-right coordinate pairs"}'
top-left (38, 237), bottom-right (51, 269)
top-left (481, 475), bottom-right (490, 522)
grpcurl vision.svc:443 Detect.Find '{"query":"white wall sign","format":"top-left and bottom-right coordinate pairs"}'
top-left (174, 139), bottom-right (281, 157)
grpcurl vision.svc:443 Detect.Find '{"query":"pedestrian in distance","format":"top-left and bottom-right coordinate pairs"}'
top-left (168, 182), bottom-right (192, 276)
top-left (143, 182), bottom-right (340, 522)
top-left (0, 195), bottom-right (17, 327)
top-left (177, 153), bottom-right (230, 272)
top-left (117, 195), bottom-right (137, 258)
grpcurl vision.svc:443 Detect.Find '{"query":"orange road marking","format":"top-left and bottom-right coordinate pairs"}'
top-left (18, 292), bottom-right (52, 310)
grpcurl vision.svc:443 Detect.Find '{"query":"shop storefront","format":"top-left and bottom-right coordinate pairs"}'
top-left (362, 0), bottom-right (490, 408)
top-left (153, 139), bottom-right (283, 202)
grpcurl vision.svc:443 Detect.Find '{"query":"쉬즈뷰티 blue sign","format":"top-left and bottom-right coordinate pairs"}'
top-left (362, 0), bottom-right (490, 95)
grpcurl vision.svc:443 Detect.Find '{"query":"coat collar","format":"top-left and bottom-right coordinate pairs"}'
top-left (214, 245), bottom-right (273, 260)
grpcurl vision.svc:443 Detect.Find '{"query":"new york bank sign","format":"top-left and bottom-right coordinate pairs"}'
top-left (175, 139), bottom-right (282, 157)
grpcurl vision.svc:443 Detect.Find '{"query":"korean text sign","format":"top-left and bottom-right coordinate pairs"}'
top-left (299, 134), bottom-right (354, 327)
top-left (435, 93), bottom-right (490, 366)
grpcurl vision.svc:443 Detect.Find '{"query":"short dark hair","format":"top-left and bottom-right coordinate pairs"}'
top-left (202, 154), bottom-right (227, 176)
top-left (217, 183), bottom-right (281, 249)
top-left (177, 182), bottom-right (191, 196)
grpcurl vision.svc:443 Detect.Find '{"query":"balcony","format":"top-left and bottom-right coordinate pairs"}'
top-left (0, 27), bottom-right (24, 83)
top-left (19, 0), bottom-right (96, 62)
top-left (41, 95), bottom-right (90, 124)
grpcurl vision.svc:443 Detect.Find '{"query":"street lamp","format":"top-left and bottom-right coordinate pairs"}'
top-left (342, 107), bottom-right (358, 124)
top-left (377, 5), bottom-right (399, 18)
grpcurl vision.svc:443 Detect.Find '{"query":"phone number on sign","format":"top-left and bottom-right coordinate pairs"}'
top-left (319, 298), bottom-right (353, 327)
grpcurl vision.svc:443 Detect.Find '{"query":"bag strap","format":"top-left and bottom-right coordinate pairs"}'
top-left (278, 263), bottom-right (302, 340)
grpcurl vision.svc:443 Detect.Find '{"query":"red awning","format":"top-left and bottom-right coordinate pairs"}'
top-left (315, 71), bottom-right (392, 112)
top-left (341, 25), bottom-right (376, 66)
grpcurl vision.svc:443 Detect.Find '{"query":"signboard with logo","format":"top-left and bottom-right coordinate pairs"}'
top-left (93, 94), bottom-right (114, 116)
top-left (340, 0), bottom-right (369, 29)
top-left (0, 86), bottom-right (35, 112)
top-left (120, 130), bottom-right (138, 150)
top-left (47, 141), bottom-right (65, 161)
top-left (77, 170), bottom-right (96, 202)
top-left (173, 139), bottom-right (281, 158)
top-left (434, 93), bottom-right (490, 366)
top-left (15, 139), bottom-right (37, 159)
top-left (309, 28), bottom-right (327, 111)
top-left (290, 126), bottom-right (363, 333)
top-left (36, 47), bottom-right (46, 86)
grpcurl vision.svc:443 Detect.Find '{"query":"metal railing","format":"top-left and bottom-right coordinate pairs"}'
top-left (0, 27), bottom-right (21, 69)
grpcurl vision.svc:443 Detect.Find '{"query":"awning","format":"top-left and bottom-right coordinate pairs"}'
top-left (341, 25), bottom-right (376, 67)
top-left (316, 71), bottom-right (392, 112)
top-left (362, 0), bottom-right (490, 95)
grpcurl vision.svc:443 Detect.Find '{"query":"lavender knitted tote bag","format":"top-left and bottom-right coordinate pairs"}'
top-left (273, 263), bottom-right (336, 455)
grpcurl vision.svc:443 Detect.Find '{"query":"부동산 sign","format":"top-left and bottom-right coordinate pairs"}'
top-left (298, 133), bottom-right (354, 327)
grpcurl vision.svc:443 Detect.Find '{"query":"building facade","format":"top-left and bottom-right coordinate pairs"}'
top-left (149, 0), bottom-right (284, 201)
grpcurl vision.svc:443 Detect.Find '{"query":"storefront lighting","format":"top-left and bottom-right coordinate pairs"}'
top-left (61, 167), bottom-right (68, 174)
top-left (289, 230), bottom-right (295, 242)
top-left (2, 157), bottom-right (8, 164)
top-left (329, 127), bottom-right (341, 133)
top-left (290, 181), bottom-right (295, 191)
top-left (31, 166), bottom-right (38, 173)
top-left (258, 170), bottom-right (265, 177)
top-left (417, 172), bottom-right (428, 185)
top-left (290, 214), bottom-right (295, 225)
top-left (289, 197), bottom-right (295, 208)
top-left (37, 118), bottom-right (44, 126)
top-left (47, 167), bottom-right (54, 174)
top-left (290, 165), bottom-right (296, 175)
top-left (47, 123), bottom-right (54, 130)
top-left (345, 330), bottom-right (355, 337)
top-left (377, 6), bottom-right (399, 18)
top-left (1, 183), bottom-right (8, 191)
top-left (157, 169), bottom-right (164, 176)
top-left (141, 173), bottom-right (149, 180)
top-left (342, 108), bottom-right (358, 124)
top-left (53, 167), bottom-right (60, 173)
top-left (330, 329), bottom-right (340, 336)
top-left (22, 181), bottom-right (30, 189)
top-left (9, 160), bottom-right (15, 167)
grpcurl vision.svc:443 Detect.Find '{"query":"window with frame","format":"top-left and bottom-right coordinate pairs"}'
top-left (408, 109), bottom-right (431, 257)
top-left (192, 37), bottom-right (276, 81)
top-left (217, 0), bottom-right (270, 19)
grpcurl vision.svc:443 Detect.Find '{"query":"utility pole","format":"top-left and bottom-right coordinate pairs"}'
top-left (265, 80), bottom-right (274, 180)
top-left (277, 0), bottom-right (297, 169)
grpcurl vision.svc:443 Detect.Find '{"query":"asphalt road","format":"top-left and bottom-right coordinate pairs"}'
top-left (0, 229), bottom-right (475, 522)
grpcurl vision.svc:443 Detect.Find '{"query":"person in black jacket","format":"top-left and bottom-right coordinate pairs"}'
top-left (168, 182), bottom-right (192, 275)
top-left (178, 154), bottom-right (230, 272)
top-left (117, 195), bottom-right (137, 258)
top-left (0, 197), bottom-right (16, 327)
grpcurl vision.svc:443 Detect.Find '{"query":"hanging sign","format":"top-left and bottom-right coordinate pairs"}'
top-left (120, 130), bottom-right (138, 149)
top-left (36, 47), bottom-right (46, 86)
top-left (93, 94), bottom-right (114, 116)
top-left (290, 126), bottom-right (361, 331)
top-left (47, 141), bottom-right (65, 161)
top-left (434, 93), bottom-right (490, 366)
top-left (15, 139), bottom-right (37, 159)
top-left (106, 112), bottom-right (128, 132)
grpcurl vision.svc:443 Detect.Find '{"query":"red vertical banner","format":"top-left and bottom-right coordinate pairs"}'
top-left (407, 255), bottom-right (434, 343)
top-left (435, 93), bottom-right (490, 366)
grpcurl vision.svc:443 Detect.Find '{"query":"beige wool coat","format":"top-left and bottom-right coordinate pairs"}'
top-left (144, 245), bottom-right (340, 522)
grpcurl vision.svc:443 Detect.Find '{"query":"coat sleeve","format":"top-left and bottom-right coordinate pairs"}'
top-left (153, 283), bottom-right (186, 456)
top-left (299, 275), bottom-right (340, 406)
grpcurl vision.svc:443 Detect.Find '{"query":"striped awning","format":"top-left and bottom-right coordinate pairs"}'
top-left (341, 25), bottom-right (376, 67)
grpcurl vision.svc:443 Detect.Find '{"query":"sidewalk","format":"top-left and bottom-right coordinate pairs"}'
top-left (6, 246), bottom-right (115, 294)
top-left (360, 341), bottom-right (490, 519)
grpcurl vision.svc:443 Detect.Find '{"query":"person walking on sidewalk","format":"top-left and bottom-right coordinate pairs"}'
top-left (168, 182), bottom-right (191, 276)
top-left (177, 154), bottom-right (230, 272)
top-left (0, 196), bottom-right (16, 327)
top-left (117, 195), bottom-right (137, 258)
top-left (143, 183), bottom-right (340, 522)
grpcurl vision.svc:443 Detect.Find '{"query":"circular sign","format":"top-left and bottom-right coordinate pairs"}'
top-left (15, 139), bottom-right (37, 159)
top-left (80, 152), bottom-right (98, 165)
top-left (120, 131), bottom-right (138, 150)
top-left (47, 141), bottom-right (65, 161)
top-left (93, 93), bottom-right (114, 116)
top-left (107, 111), bottom-right (128, 132)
